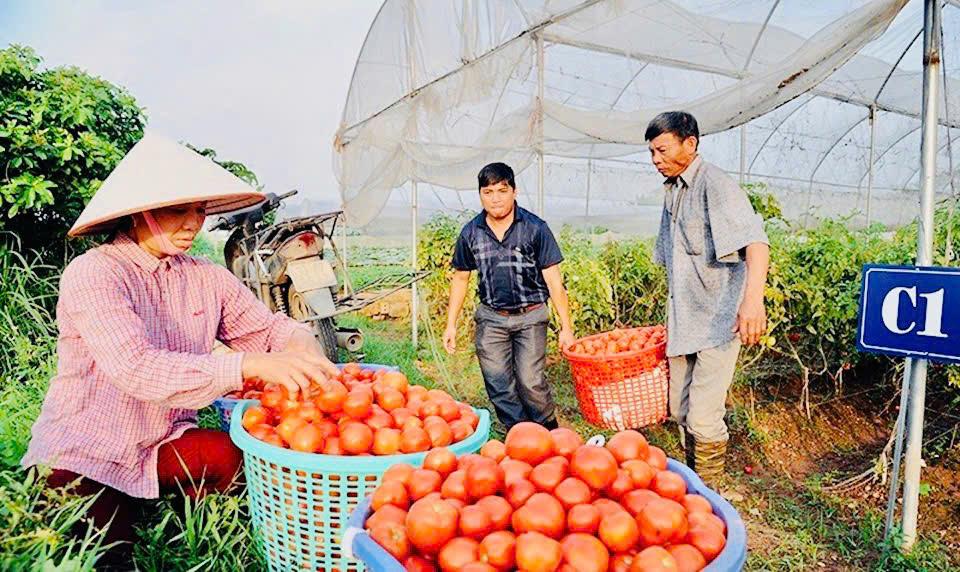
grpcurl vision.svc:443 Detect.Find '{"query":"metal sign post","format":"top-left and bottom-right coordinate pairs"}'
top-left (869, 0), bottom-right (943, 551)
top-left (900, 0), bottom-right (941, 549)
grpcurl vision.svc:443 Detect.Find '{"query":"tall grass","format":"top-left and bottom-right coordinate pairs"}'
top-left (0, 246), bottom-right (261, 570)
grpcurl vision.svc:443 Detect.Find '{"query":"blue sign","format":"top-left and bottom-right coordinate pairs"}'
top-left (857, 264), bottom-right (960, 363)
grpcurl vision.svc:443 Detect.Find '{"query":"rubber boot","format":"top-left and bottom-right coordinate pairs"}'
top-left (677, 424), bottom-right (696, 469)
top-left (693, 439), bottom-right (727, 488)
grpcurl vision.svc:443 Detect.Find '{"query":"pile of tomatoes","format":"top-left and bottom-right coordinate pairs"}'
top-left (566, 326), bottom-right (666, 358)
top-left (222, 378), bottom-right (265, 400)
top-left (364, 423), bottom-right (725, 572)
top-left (239, 364), bottom-right (479, 455)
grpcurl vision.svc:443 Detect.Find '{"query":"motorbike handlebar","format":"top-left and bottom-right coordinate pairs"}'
top-left (208, 189), bottom-right (298, 231)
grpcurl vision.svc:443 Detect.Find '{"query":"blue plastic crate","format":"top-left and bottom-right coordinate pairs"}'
top-left (345, 458), bottom-right (747, 572)
top-left (230, 397), bottom-right (491, 572)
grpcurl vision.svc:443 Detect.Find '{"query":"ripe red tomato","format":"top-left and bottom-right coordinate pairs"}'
top-left (408, 469), bottom-right (444, 502)
top-left (340, 423), bottom-right (373, 454)
top-left (400, 426), bottom-right (432, 453)
top-left (554, 477), bottom-right (592, 510)
top-left (424, 447), bottom-right (458, 477)
top-left (515, 531), bottom-right (562, 572)
top-left (440, 469), bottom-right (469, 502)
top-left (630, 546), bottom-right (679, 572)
top-left (438, 537), bottom-right (480, 572)
top-left (382, 371), bottom-right (409, 394)
top-left (459, 504), bottom-right (494, 540)
top-left (681, 494), bottom-right (713, 514)
top-left (466, 458), bottom-right (504, 500)
top-left (561, 533), bottom-right (609, 572)
top-left (567, 503), bottom-right (601, 535)
top-left (549, 428), bottom-right (584, 459)
top-left (372, 428), bottom-right (402, 456)
top-left (478, 530), bottom-right (516, 570)
top-left (686, 524), bottom-right (726, 562)
top-left (646, 446), bottom-right (668, 471)
top-left (598, 511), bottom-right (640, 553)
top-left (687, 511), bottom-right (726, 536)
top-left (288, 423), bottom-right (324, 453)
top-left (372, 480), bottom-right (410, 511)
top-left (621, 460), bottom-right (656, 490)
top-left (604, 469), bottom-right (635, 501)
top-left (500, 459), bottom-right (534, 485)
top-left (366, 504), bottom-right (407, 530)
top-left (369, 521), bottom-right (410, 561)
top-left (530, 459), bottom-right (567, 493)
top-left (651, 470), bottom-right (687, 502)
top-left (405, 497), bottom-right (460, 555)
top-left (570, 445), bottom-right (618, 490)
top-left (504, 478), bottom-right (536, 509)
top-left (637, 498), bottom-right (688, 546)
top-left (606, 430), bottom-right (650, 463)
top-left (475, 495), bottom-right (513, 532)
top-left (480, 439), bottom-right (507, 463)
top-left (666, 544), bottom-right (707, 572)
top-left (241, 406), bottom-right (269, 430)
top-left (505, 422), bottom-right (554, 465)
top-left (382, 463), bottom-right (415, 487)
top-left (511, 493), bottom-right (565, 539)
top-left (343, 390), bottom-right (373, 419)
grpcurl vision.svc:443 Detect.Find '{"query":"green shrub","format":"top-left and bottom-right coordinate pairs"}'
top-left (0, 45), bottom-right (146, 251)
top-left (415, 204), bottom-right (960, 391)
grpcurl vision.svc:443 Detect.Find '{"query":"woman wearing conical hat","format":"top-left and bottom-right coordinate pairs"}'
top-left (20, 134), bottom-right (338, 566)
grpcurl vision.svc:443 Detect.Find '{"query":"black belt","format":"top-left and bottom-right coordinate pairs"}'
top-left (486, 303), bottom-right (544, 316)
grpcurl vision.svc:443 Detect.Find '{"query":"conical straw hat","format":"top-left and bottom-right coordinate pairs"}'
top-left (68, 133), bottom-right (266, 237)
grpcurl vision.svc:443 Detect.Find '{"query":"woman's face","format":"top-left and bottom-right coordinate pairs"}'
top-left (136, 201), bottom-right (207, 253)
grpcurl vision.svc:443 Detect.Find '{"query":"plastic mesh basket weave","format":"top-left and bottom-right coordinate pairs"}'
top-left (230, 399), bottom-right (491, 572)
top-left (562, 326), bottom-right (669, 431)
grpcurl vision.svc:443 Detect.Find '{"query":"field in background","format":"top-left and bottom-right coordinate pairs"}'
top-left (0, 225), bottom-right (957, 570)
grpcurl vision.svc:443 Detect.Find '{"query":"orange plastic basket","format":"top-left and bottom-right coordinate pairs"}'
top-left (562, 326), bottom-right (669, 431)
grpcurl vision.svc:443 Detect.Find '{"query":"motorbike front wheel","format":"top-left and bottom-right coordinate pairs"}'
top-left (287, 286), bottom-right (341, 363)
top-left (313, 317), bottom-right (339, 364)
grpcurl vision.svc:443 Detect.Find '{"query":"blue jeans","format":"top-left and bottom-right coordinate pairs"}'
top-left (474, 303), bottom-right (558, 429)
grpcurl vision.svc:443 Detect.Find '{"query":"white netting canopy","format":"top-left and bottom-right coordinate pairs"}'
top-left (334, 0), bottom-right (960, 232)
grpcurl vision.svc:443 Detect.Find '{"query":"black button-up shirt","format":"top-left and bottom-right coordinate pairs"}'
top-left (451, 205), bottom-right (564, 312)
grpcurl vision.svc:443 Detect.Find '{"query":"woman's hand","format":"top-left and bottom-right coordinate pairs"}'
top-left (284, 327), bottom-right (340, 377)
top-left (241, 351), bottom-right (333, 399)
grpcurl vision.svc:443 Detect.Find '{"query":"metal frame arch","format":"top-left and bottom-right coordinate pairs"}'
top-left (856, 121), bottom-right (923, 187)
top-left (804, 111), bottom-right (872, 215)
top-left (901, 126), bottom-right (960, 187)
top-left (747, 94), bottom-right (816, 175)
top-left (807, 113), bottom-right (873, 185)
top-left (744, 0), bottom-right (782, 71)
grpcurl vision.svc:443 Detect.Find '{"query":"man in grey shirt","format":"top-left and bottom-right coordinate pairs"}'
top-left (646, 111), bottom-right (770, 486)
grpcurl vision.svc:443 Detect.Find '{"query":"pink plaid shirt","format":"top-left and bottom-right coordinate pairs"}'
top-left (22, 232), bottom-right (304, 498)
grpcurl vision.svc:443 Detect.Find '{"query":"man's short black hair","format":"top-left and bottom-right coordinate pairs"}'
top-left (478, 162), bottom-right (516, 190)
top-left (645, 111), bottom-right (700, 147)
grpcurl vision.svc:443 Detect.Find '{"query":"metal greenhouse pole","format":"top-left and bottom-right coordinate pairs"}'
top-left (411, 181), bottom-right (419, 347)
top-left (867, 105), bottom-right (877, 226)
top-left (407, 2), bottom-right (419, 347)
top-left (901, 0), bottom-right (939, 551)
top-left (536, 32), bottom-right (545, 218)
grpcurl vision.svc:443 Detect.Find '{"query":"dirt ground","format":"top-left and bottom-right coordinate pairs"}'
top-left (728, 378), bottom-right (960, 562)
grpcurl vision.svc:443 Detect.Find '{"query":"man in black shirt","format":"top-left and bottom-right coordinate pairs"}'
top-left (442, 162), bottom-right (575, 430)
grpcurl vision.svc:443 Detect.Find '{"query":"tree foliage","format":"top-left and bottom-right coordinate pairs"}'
top-left (0, 45), bottom-right (146, 251)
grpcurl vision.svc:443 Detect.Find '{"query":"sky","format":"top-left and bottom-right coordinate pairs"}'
top-left (0, 0), bottom-right (383, 209)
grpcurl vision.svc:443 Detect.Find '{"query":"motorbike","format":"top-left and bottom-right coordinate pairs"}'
top-left (210, 190), bottom-right (426, 362)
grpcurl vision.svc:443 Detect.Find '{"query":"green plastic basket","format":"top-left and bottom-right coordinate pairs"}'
top-left (229, 399), bottom-right (491, 572)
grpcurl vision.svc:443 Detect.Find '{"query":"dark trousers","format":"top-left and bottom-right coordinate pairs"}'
top-left (45, 428), bottom-right (243, 568)
top-left (474, 303), bottom-right (558, 429)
